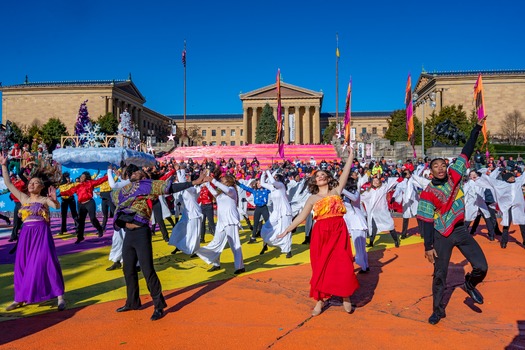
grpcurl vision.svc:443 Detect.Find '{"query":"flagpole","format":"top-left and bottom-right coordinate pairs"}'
top-left (183, 40), bottom-right (187, 141)
top-left (335, 33), bottom-right (339, 128)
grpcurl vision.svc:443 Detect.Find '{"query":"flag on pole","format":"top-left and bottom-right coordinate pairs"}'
top-left (275, 69), bottom-right (284, 158)
top-left (474, 73), bottom-right (488, 154)
top-left (182, 44), bottom-right (187, 67)
top-left (405, 74), bottom-right (416, 157)
top-left (336, 33), bottom-right (340, 59)
top-left (343, 78), bottom-right (352, 146)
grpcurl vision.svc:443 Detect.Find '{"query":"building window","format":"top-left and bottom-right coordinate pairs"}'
top-left (240, 129), bottom-right (244, 136)
top-left (221, 130), bottom-right (226, 137)
top-left (221, 141), bottom-right (227, 146)
top-left (143, 120), bottom-right (146, 128)
top-left (383, 127), bottom-right (387, 134)
top-left (202, 141), bottom-right (207, 146)
top-left (240, 141), bottom-right (244, 146)
top-left (202, 130), bottom-right (207, 137)
top-left (362, 127), bottom-right (367, 134)
top-left (211, 141), bottom-right (217, 146)
top-left (230, 141), bottom-right (235, 146)
top-left (211, 130), bottom-right (216, 136)
top-left (372, 127), bottom-right (377, 134)
top-left (231, 130), bottom-right (235, 136)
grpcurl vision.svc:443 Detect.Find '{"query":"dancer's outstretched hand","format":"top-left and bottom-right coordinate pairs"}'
top-left (477, 115), bottom-right (487, 126)
top-left (0, 154), bottom-right (6, 166)
top-left (425, 249), bottom-right (438, 264)
top-left (276, 229), bottom-right (291, 239)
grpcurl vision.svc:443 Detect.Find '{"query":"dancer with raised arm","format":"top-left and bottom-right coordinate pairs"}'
top-left (1, 154), bottom-right (66, 312)
top-left (417, 117), bottom-right (488, 325)
top-left (277, 147), bottom-right (358, 316)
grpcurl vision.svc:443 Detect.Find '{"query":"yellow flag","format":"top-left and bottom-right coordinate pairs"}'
top-left (336, 47), bottom-right (340, 58)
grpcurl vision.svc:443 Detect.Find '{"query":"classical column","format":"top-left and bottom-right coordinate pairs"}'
top-left (294, 106), bottom-right (302, 144)
top-left (251, 107), bottom-right (258, 143)
top-left (242, 108), bottom-right (248, 145)
top-left (108, 97), bottom-right (113, 116)
top-left (313, 105), bottom-right (321, 144)
top-left (283, 106), bottom-right (290, 144)
top-left (303, 106), bottom-right (311, 144)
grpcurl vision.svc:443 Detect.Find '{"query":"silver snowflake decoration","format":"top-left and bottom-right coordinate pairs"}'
top-left (79, 124), bottom-right (106, 148)
top-left (0, 201), bottom-right (5, 209)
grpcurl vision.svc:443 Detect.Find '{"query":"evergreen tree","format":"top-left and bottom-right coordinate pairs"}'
top-left (6, 121), bottom-right (26, 145)
top-left (41, 118), bottom-right (68, 151)
top-left (384, 109), bottom-right (422, 144)
top-left (323, 121), bottom-right (337, 144)
top-left (255, 103), bottom-right (277, 144)
top-left (75, 100), bottom-right (92, 137)
top-left (97, 112), bottom-right (119, 135)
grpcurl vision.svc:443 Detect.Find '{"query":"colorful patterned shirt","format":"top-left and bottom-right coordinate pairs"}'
top-left (112, 179), bottom-right (170, 227)
top-left (417, 154), bottom-right (468, 237)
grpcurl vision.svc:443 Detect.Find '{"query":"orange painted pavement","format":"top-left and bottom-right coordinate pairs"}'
top-left (1, 218), bottom-right (525, 349)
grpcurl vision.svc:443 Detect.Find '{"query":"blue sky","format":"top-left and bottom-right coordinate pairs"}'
top-left (1, 0), bottom-right (524, 118)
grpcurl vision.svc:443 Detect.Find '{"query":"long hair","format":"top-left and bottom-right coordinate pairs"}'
top-left (32, 169), bottom-right (60, 196)
top-left (307, 170), bottom-right (339, 195)
top-left (216, 174), bottom-right (239, 206)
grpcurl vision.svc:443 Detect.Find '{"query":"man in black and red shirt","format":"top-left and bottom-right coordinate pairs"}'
top-left (61, 171), bottom-right (108, 244)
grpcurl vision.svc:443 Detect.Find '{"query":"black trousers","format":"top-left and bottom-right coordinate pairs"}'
top-left (370, 219), bottom-right (398, 245)
top-left (10, 201), bottom-right (22, 241)
top-left (432, 225), bottom-right (488, 316)
top-left (200, 203), bottom-right (216, 237)
top-left (151, 199), bottom-right (170, 241)
top-left (502, 209), bottom-right (525, 244)
top-left (466, 210), bottom-right (495, 238)
top-left (61, 197), bottom-right (79, 233)
top-left (77, 199), bottom-right (103, 239)
top-left (487, 205), bottom-right (502, 234)
top-left (122, 225), bottom-right (166, 310)
top-left (100, 191), bottom-right (115, 231)
top-left (251, 205), bottom-right (269, 238)
top-left (401, 218), bottom-right (410, 237)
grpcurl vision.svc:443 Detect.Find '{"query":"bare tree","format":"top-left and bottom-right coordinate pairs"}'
top-left (500, 110), bottom-right (525, 145)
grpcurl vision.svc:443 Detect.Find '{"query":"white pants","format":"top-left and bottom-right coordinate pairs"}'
top-left (197, 224), bottom-right (244, 270)
top-left (169, 215), bottom-right (202, 255)
top-left (261, 214), bottom-right (293, 253)
top-left (109, 229), bottom-right (125, 263)
top-left (350, 229), bottom-right (369, 270)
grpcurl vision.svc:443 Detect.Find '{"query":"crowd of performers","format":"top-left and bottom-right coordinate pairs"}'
top-left (3, 117), bottom-right (525, 323)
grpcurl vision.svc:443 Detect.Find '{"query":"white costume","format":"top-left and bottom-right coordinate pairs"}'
top-left (107, 168), bottom-right (130, 264)
top-left (289, 178), bottom-right (313, 239)
top-left (260, 170), bottom-right (293, 254)
top-left (360, 177), bottom-right (399, 233)
top-left (463, 179), bottom-right (491, 222)
top-left (342, 189), bottom-right (369, 270)
top-left (168, 169), bottom-right (203, 255)
top-left (475, 168), bottom-right (525, 226)
top-left (196, 179), bottom-right (244, 270)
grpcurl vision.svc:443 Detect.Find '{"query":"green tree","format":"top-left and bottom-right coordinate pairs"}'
top-left (384, 109), bottom-right (422, 144)
top-left (7, 122), bottom-right (27, 145)
top-left (25, 120), bottom-right (42, 146)
top-left (96, 112), bottom-right (119, 135)
top-left (323, 121), bottom-right (337, 143)
top-left (41, 118), bottom-right (68, 151)
top-left (255, 103), bottom-right (277, 144)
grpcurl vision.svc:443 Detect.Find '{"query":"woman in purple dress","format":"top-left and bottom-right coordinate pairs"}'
top-left (1, 154), bottom-right (66, 311)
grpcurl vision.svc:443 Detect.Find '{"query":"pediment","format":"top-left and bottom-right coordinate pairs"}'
top-left (414, 73), bottom-right (434, 93)
top-left (115, 81), bottom-right (146, 103)
top-left (240, 82), bottom-right (323, 100)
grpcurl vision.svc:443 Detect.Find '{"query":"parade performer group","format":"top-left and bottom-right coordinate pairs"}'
top-left (7, 111), bottom-right (525, 328)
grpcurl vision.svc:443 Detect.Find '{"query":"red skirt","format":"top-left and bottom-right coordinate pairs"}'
top-left (309, 216), bottom-right (359, 300)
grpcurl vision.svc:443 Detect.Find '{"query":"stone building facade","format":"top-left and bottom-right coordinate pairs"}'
top-left (413, 69), bottom-right (525, 138)
top-left (169, 82), bottom-right (392, 146)
top-left (0, 77), bottom-right (171, 141)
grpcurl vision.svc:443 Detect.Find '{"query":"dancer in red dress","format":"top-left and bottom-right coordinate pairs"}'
top-left (278, 147), bottom-right (358, 316)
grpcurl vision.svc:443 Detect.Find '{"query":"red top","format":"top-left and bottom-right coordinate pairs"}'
top-left (198, 185), bottom-right (214, 205)
top-left (61, 176), bottom-right (108, 203)
top-left (10, 179), bottom-right (26, 203)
